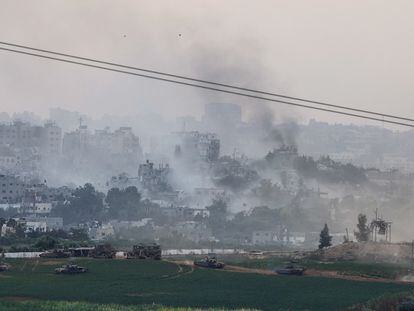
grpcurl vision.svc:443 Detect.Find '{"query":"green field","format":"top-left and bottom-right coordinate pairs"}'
top-left (0, 300), bottom-right (256, 311)
top-left (0, 258), bottom-right (412, 311)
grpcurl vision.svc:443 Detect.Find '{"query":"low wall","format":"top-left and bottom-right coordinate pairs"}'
top-left (162, 249), bottom-right (245, 256)
top-left (4, 252), bottom-right (43, 258)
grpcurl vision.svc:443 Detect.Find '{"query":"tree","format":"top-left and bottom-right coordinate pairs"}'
top-left (206, 198), bottom-right (228, 236)
top-left (6, 218), bottom-right (17, 228)
top-left (52, 183), bottom-right (105, 224)
top-left (106, 186), bottom-right (143, 220)
top-left (354, 213), bottom-right (370, 242)
top-left (34, 235), bottom-right (58, 250)
top-left (319, 223), bottom-right (332, 249)
top-left (0, 217), bottom-right (6, 229)
top-left (69, 228), bottom-right (89, 241)
top-left (14, 223), bottom-right (26, 238)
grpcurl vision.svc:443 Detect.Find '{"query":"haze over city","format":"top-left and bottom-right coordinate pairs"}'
top-left (1, 2), bottom-right (414, 311)
top-left (1, 0), bottom-right (414, 127)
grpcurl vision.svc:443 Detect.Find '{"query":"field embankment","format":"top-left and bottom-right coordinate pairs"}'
top-left (0, 258), bottom-right (412, 311)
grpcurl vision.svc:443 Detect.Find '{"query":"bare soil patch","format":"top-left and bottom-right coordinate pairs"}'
top-left (170, 259), bottom-right (413, 284)
top-left (126, 292), bottom-right (172, 297)
top-left (40, 260), bottom-right (65, 266)
top-left (0, 296), bottom-right (37, 302)
top-left (224, 265), bottom-right (275, 275)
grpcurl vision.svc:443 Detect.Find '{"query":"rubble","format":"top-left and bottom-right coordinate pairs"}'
top-left (310, 242), bottom-right (414, 263)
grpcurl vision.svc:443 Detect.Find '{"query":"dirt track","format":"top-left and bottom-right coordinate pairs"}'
top-left (169, 260), bottom-right (413, 284)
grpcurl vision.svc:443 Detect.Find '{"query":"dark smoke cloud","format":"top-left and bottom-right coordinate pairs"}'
top-left (250, 103), bottom-right (300, 150)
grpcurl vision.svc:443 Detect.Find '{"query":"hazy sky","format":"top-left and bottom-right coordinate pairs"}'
top-left (1, 0), bottom-right (414, 129)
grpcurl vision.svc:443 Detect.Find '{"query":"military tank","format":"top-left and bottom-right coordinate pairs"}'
top-left (194, 256), bottom-right (225, 269)
top-left (90, 243), bottom-right (116, 259)
top-left (40, 249), bottom-right (70, 258)
top-left (54, 264), bottom-right (88, 274)
top-left (274, 265), bottom-right (306, 276)
top-left (127, 243), bottom-right (161, 260)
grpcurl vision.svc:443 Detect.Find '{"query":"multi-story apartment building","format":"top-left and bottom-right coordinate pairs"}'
top-left (62, 125), bottom-right (142, 176)
top-left (172, 131), bottom-right (220, 163)
top-left (0, 174), bottom-right (24, 203)
top-left (0, 121), bottom-right (62, 156)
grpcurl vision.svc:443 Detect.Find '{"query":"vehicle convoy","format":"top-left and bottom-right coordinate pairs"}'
top-left (0, 262), bottom-right (10, 272)
top-left (194, 256), bottom-right (225, 269)
top-left (55, 264), bottom-right (88, 274)
top-left (40, 249), bottom-right (70, 258)
top-left (90, 244), bottom-right (116, 259)
top-left (274, 265), bottom-right (306, 276)
top-left (127, 243), bottom-right (161, 260)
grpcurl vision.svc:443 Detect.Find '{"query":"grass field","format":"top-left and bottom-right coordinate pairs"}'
top-left (0, 300), bottom-right (257, 311)
top-left (0, 258), bottom-right (412, 311)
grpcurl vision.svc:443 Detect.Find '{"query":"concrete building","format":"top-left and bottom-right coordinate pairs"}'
top-left (42, 121), bottom-right (62, 155)
top-left (23, 216), bottom-right (63, 232)
top-left (252, 227), bottom-right (288, 245)
top-left (184, 208), bottom-right (210, 219)
top-left (63, 125), bottom-right (142, 172)
top-left (173, 131), bottom-right (220, 163)
top-left (0, 175), bottom-right (24, 203)
top-left (159, 206), bottom-right (210, 221)
top-left (26, 202), bottom-right (53, 214)
top-left (174, 221), bottom-right (213, 243)
top-left (63, 126), bottom-right (141, 158)
top-left (0, 121), bottom-right (62, 156)
top-left (0, 203), bottom-right (21, 211)
top-left (89, 223), bottom-right (115, 241)
top-left (193, 187), bottom-right (225, 205)
top-left (111, 127), bottom-right (141, 155)
top-left (0, 121), bottom-right (61, 178)
top-left (0, 146), bottom-right (19, 170)
top-left (252, 231), bottom-right (279, 245)
top-left (138, 160), bottom-right (170, 192)
top-left (62, 125), bottom-right (91, 162)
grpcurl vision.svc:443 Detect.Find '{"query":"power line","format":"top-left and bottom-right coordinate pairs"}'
top-left (1, 45), bottom-right (414, 128)
top-left (1, 40), bottom-right (413, 123)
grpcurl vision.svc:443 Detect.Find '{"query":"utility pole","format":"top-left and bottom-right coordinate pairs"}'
top-left (374, 208), bottom-right (378, 242)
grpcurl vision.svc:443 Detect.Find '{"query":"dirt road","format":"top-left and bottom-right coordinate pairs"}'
top-left (169, 260), bottom-right (413, 284)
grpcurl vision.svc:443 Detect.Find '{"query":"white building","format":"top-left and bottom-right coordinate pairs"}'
top-left (89, 223), bottom-right (115, 241)
top-left (28, 202), bottom-right (53, 214)
top-left (24, 216), bottom-right (63, 232)
top-left (0, 203), bottom-right (21, 211)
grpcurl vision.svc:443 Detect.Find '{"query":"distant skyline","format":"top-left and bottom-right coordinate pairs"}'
top-left (1, 1), bottom-right (414, 130)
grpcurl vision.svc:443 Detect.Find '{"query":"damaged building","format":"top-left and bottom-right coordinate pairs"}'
top-left (173, 131), bottom-right (220, 163)
top-left (138, 160), bottom-right (171, 192)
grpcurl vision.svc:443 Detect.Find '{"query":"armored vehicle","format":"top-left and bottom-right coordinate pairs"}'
top-left (127, 243), bottom-right (161, 260)
top-left (55, 264), bottom-right (88, 274)
top-left (90, 244), bottom-right (116, 259)
top-left (40, 249), bottom-right (70, 258)
top-left (68, 247), bottom-right (94, 257)
top-left (0, 262), bottom-right (10, 272)
top-left (275, 265), bottom-right (306, 276)
top-left (194, 256), bottom-right (225, 269)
